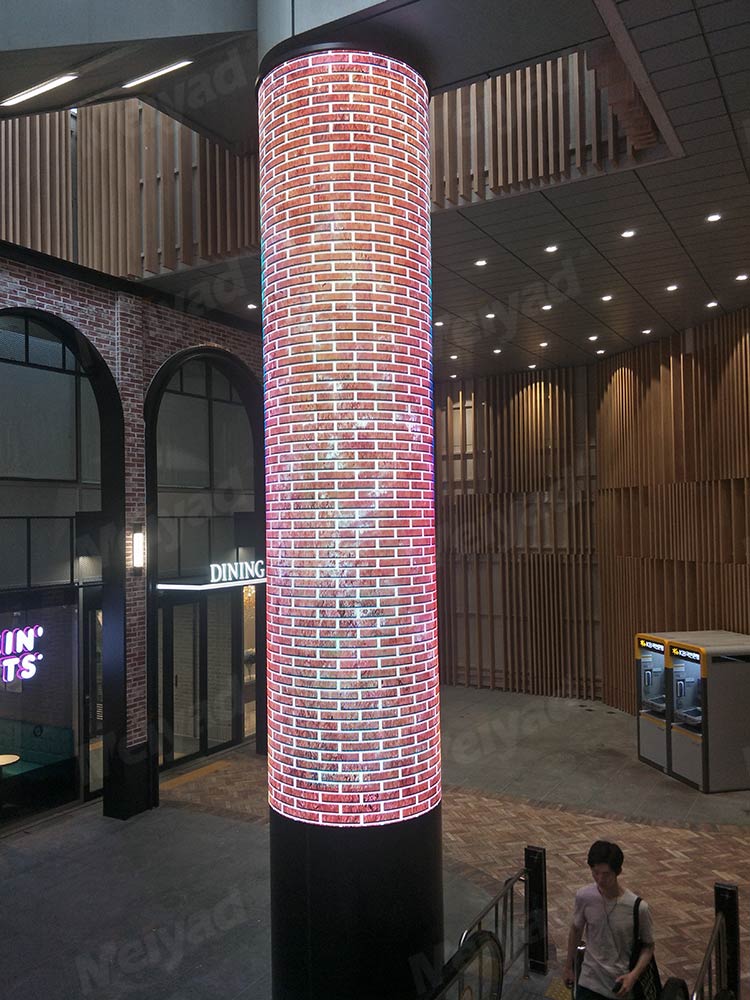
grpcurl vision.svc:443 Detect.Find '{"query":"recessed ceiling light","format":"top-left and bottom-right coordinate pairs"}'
top-left (621, 230), bottom-right (636, 238)
top-left (449, 354), bottom-right (458, 360)
top-left (588, 335), bottom-right (598, 342)
top-left (666, 284), bottom-right (678, 292)
top-left (528, 364), bottom-right (537, 369)
top-left (123, 60), bottom-right (194, 89)
top-left (450, 374), bottom-right (457, 379)
top-left (540, 342), bottom-right (548, 347)
top-left (736, 273), bottom-right (748, 282)
top-left (596, 349), bottom-right (605, 355)
top-left (706, 213), bottom-right (722, 223)
top-left (475, 259), bottom-right (487, 267)
top-left (434, 321), bottom-right (444, 327)
top-left (642, 329), bottom-right (652, 335)
top-left (246, 303), bottom-right (257, 310)
top-left (601, 294), bottom-right (613, 302)
top-left (545, 245), bottom-right (558, 253)
top-left (486, 312), bottom-right (495, 319)
top-left (542, 304), bottom-right (552, 311)
top-left (706, 301), bottom-right (719, 308)
top-left (1, 73), bottom-right (78, 107)
top-left (493, 348), bottom-right (502, 355)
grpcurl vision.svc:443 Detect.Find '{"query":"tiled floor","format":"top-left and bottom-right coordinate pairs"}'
top-left (4, 687), bottom-right (750, 999)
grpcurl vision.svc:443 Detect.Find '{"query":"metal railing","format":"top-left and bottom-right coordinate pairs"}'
top-left (691, 912), bottom-right (728, 1000)
top-left (424, 930), bottom-right (504, 1000)
top-left (692, 882), bottom-right (741, 1000)
top-left (459, 846), bottom-right (548, 980)
top-left (460, 870), bottom-right (529, 979)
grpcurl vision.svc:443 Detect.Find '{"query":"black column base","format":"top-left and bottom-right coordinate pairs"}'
top-left (270, 803), bottom-right (444, 1000)
top-left (102, 738), bottom-right (157, 820)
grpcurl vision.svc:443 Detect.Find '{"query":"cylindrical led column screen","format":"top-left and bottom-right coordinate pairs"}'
top-left (259, 50), bottom-right (440, 827)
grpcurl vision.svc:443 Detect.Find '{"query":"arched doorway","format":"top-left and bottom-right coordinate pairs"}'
top-left (0, 308), bottom-right (126, 824)
top-left (144, 348), bottom-right (265, 790)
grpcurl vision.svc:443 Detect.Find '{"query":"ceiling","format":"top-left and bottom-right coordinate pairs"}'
top-left (1, 0), bottom-right (749, 378)
top-left (428, 0), bottom-right (750, 378)
top-left (147, 0), bottom-right (750, 380)
top-left (0, 34), bottom-right (259, 152)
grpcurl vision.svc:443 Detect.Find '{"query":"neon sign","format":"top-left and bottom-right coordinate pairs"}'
top-left (210, 561), bottom-right (265, 584)
top-left (1, 625), bottom-right (44, 682)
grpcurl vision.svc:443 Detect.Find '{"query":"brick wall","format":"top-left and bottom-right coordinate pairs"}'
top-left (259, 51), bottom-right (441, 826)
top-left (0, 257), bottom-right (262, 745)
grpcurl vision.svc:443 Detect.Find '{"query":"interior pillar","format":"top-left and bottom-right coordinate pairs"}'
top-left (258, 45), bottom-right (443, 1000)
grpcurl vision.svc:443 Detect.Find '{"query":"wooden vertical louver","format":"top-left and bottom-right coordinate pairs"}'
top-left (435, 368), bottom-right (599, 700)
top-left (75, 101), bottom-right (260, 278)
top-left (0, 112), bottom-right (73, 260)
top-left (429, 49), bottom-right (659, 210)
top-left (437, 309), bottom-right (750, 715)
top-left (596, 309), bottom-right (750, 712)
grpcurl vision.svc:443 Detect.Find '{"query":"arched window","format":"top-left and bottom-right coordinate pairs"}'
top-left (146, 350), bottom-right (265, 771)
top-left (0, 310), bottom-right (120, 822)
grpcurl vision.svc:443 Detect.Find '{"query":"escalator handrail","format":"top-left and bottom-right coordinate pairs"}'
top-left (422, 929), bottom-right (504, 1000)
top-left (459, 870), bottom-right (525, 949)
top-left (691, 912), bottom-right (727, 1000)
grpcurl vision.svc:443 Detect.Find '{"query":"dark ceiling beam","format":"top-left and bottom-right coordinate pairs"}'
top-left (0, 0), bottom-right (257, 52)
top-left (592, 0), bottom-right (684, 159)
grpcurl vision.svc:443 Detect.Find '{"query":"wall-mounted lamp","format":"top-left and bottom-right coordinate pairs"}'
top-left (132, 525), bottom-right (145, 572)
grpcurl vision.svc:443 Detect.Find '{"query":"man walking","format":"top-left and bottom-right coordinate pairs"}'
top-left (564, 841), bottom-right (655, 1000)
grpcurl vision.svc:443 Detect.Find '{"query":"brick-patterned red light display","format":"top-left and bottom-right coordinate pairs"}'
top-left (259, 50), bottom-right (441, 826)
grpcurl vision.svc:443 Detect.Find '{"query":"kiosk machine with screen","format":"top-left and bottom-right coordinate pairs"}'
top-left (667, 633), bottom-right (750, 793)
top-left (637, 630), bottom-right (750, 792)
top-left (636, 634), bottom-right (668, 771)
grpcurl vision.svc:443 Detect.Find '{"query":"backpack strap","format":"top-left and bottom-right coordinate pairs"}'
top-left (629, 897), bottom-right (643, 968)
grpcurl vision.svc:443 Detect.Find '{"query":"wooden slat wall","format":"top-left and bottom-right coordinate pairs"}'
top-left (437, 309), bottom-right (750, 714)
top-left (436, 368), bottom-right (599, 699)
top-left (77, 102), bottom-right (260, 278)
top-left (0, 112), bottom-right (73, 260)
top-left (596, 308), bottom-right (750, 712)
top-left (430, 51), bottom-right (637, 210)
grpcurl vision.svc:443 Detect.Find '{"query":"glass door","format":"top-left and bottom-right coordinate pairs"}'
top-left (242, 585), bottom-right (257, 738)
top-left (206, 592), bottom-right (234, 748)
top-left (159, 597), bottom-right (200, 765)
top-left (82, 587), bottom-right (103, 799)
top-left (158, 592), bottom-right (239, 768)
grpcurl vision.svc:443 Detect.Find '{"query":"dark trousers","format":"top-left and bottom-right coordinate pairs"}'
top-left (577, 985), bottom-right (617, 1000)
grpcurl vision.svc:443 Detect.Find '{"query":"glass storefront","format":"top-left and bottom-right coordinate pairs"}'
top-left (154, 356), bottom-right (265, 770)
top-left (0, 313), bottom-right (104, 824)
top-left (0, 321), bottom-right (265, 823)
top-left (243, 585), bottom-right (257, 739)
top-left (0, 600), bottom-right (79, 817)
top-left (82, 598), bottom-right (104, 795)
top-left (157, 591), bottom-right (239, 765)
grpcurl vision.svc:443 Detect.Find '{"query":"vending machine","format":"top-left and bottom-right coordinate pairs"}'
top-left (667, 635), bottom-right (750, 792)
top-left (636, 634), bottom-right (668, 772)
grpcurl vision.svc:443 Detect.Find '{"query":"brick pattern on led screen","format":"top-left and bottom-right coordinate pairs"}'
top-left (259, 51), bottom-right (441, 825)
